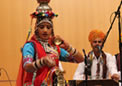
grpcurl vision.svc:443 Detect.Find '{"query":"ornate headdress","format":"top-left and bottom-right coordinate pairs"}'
top-left (26, 0), bottom-right (58, 41)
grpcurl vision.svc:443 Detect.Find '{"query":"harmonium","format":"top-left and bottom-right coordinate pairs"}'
top-left (67, 79), bottom-right (119, 86)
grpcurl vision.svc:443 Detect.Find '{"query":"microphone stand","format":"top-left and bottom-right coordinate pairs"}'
top-left (82, 49), bottom-right (88, 86)
top-left (117, 2), bottom-right (122, 84)
top-left (100, 0), bottom-right (122, 85)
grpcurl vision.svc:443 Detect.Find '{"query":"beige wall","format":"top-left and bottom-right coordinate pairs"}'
top-left (0, 0), bottom-right (121, 85)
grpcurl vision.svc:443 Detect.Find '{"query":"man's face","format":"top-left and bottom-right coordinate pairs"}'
top-left (90, 38), bottom-right (103, 52)
top-left (37, 22), bottom-right (52, 40)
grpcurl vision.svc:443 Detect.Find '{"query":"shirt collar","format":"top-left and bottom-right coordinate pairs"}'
top-left (92, 51), bottom-right (102, 60)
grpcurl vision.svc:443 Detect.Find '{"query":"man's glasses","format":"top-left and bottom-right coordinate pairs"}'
top-left (93, 40), bottom-right (102, 43)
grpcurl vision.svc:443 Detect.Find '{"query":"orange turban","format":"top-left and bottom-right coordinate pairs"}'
top-left (88, 29), bottom-right (105, 42)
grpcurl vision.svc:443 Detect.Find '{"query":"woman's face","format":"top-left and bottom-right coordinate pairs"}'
top-left (90, 37), bottom-right (103, 52)
top-left (36, 22), bottom-right (52, 40)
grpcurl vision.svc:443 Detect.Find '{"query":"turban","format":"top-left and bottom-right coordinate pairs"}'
top-left (88, 29), bottom-right (105, 42)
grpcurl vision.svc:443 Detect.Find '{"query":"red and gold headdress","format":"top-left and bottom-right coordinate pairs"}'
top-left (31, 0), bottom-right (58, 20)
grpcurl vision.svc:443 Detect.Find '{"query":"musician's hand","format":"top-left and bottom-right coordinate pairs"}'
top-left (111, 74), bottom-right (120, 82)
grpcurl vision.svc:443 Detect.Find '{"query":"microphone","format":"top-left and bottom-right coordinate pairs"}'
top-left (82, 49), bottom-right (88, 83)
top-left (82, 49), bottom-right (87, 65)
top-left (97, 46), bottom-right (101, 52)
top-left (97, 46), bottom-right (101, 50)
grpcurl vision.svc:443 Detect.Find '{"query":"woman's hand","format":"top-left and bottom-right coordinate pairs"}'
top-left (53, 35), bottom-right (70, 50)
top-left (42, 55), bottom-right (56, 67)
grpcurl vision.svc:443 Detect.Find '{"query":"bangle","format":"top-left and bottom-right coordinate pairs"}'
top-left (40, 58), bottom-right (44, 66)
top-left (33, 61), bottom-right (39, 70)
top-left (66, 45), bottom-right (72, 52)
top-left (33, 59), bottom-right (44, 70)
top-left (69, 47), bottom-right (75, 55)
top-left (36, 59), bottom-right (43, 68)
top-left (72, 48), bottom-right (76, 55)
top-left (72, 49), bottom-right (78, 56)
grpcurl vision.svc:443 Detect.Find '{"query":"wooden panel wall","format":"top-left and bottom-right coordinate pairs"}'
top-left (0, 0), bottom-right (121, 85)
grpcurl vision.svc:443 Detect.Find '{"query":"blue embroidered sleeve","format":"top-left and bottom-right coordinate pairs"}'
top-left (22, 42), bottom-right (35, 67)
top-left (59, 48), bottom-right (70, 61)
top-left (22, 42), bottom-right (35, 57)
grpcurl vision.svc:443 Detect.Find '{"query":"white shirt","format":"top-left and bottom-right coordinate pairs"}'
top-left (59, 61), bottom-right (64, 71)
top-left (73, 52), bottom-right (118, 80)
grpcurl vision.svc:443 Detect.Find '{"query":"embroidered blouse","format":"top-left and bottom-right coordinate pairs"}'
top-left (23, 42), bottom-right (70, 69)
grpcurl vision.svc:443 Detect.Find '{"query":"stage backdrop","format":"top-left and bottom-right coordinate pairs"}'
top-left (0, 0), bottom-right (121, 85)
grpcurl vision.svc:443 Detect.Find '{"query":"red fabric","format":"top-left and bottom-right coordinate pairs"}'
top-left (16, 59), bottom-right (24, 86)
top-left (16, 35), bottom-right (60, 86)
top-left (56, 45), bottom-right (60, 55)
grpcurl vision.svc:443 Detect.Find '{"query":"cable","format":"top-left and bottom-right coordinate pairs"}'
top-left (0, 68), bottom-right (12, 86)
top-left (120, 15), bottom-right (122, 31)
top-left (110, 12), bottom-right (116, 24)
